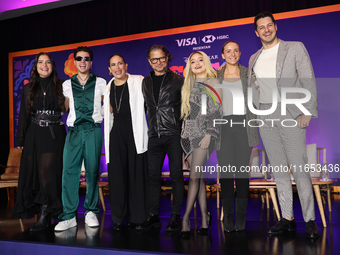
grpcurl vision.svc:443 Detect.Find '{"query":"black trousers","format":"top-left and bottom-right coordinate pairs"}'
top-left (217, 115), bottom-right (252, 200)
top-left (108, 121), bottom-right (148, 224)
top-left (147, 135), bottom-right (184, 215)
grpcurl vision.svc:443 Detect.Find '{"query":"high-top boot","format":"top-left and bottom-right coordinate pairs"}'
top-left (235, 198), bottom-right (248, 231)
top-left (222, 199), bottom-right (234, 232)
top-left (30, 204), bottom-right (51, 232)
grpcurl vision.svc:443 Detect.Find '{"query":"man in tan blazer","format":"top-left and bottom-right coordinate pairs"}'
top-left (248, 12), bottom-right (319, 239)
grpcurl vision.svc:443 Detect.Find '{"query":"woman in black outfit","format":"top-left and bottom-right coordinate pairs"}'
top-left (11, 52), bottom-right (66, 232)
top-left (216, 41), bottom-right (259, 232)
top-left (104, 54), bottom-right (148, 231)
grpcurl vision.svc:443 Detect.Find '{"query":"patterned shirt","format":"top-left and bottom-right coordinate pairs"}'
top-left (181, 80), bottom-right (222, 158)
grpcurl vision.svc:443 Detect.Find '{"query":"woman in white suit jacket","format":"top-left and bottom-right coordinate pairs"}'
top-left (104, 54), bottom-right (148, 231)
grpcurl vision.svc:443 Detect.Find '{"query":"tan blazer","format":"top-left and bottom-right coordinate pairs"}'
top-left (248, 39), bottom-right (318, 119)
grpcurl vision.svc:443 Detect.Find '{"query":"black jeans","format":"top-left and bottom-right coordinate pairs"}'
top-left (147, 135), bottom-right (184, 215)
top-left (217, 115), bottom-right (252, 200)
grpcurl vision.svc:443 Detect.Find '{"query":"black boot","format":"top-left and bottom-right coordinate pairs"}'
top-left (235, 198), bottom-right (248, 231)
top-left (30, 204), bottom-right (51, 232)
top-left (222, 199), bottom-right (234, 232)
top-left (166, 214), bottom-right (181, 232)
top-left (136, 214), bottom-right (161, 230)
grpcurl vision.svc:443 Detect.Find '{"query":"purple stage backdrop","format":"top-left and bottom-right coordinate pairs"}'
top-left (10, 9), bottom-right (340, 180)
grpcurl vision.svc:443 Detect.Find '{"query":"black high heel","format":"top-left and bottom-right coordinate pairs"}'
top-left (198, 212), bottom-right (212, 235)
top-left (181, 219), bottom-right (191, 238)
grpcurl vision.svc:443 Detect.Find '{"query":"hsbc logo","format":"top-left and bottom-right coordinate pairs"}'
top-left (202, 35), bottom-right (216, 43)
top-left (175, 34), bottom-right (228, 48)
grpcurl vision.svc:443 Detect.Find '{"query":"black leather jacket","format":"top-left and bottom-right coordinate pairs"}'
top-left (142, 69), bottom-right (184, 138)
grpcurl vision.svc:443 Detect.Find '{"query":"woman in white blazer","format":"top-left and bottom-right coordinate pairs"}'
top-left (104, 54), bottom-right (148, 231)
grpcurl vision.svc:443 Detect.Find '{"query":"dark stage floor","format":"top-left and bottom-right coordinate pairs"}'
top-left (0, 189), bottom-right (337, 255)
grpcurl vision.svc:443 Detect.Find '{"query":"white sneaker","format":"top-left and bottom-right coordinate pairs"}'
top-left (54, 217), bottom-right (77, 231)
top-left (85, 211), bottom-right (99, 227)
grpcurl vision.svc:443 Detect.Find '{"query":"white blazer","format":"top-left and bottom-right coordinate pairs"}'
top-left (104, 74), bottom-right (148, 164)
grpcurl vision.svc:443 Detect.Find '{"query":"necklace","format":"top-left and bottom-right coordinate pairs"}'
top-left (40, 81), bottom-right (50, 110)
top-left (114, 81), bottom-right (126, 114)
top-left (78, 74), bottom-right (89, 89)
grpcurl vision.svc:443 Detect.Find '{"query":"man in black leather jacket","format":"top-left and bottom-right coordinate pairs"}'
top-left (136, 45), bottom-right (184, 232)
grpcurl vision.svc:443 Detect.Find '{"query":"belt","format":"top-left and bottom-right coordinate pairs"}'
top-left (31, 114), bottom-right (64, 127)
top-left (31, 119), bottom-right (64, 127)
top-left (68, 123), bottom-right (101, 131)
top-left (30, 113), bottom-right (64, 139)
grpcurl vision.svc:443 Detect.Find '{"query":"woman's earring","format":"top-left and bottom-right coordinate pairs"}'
top-left (109, 71), bottom-right (112, 76)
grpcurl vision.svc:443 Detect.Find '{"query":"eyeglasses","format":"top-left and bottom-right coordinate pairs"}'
top-left (75, 56), bottom-right (91, 62)
top-left (149, 56), bottom-right (167, 64)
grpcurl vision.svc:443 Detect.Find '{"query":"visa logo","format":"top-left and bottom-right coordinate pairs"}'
top-left (176, 37), bottom-right (198, 47)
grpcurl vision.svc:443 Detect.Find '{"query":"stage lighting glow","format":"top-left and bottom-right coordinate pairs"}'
top-left (0, 0), bottom-right (60, 13)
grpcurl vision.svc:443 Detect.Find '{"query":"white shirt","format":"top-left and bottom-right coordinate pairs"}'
top-left (254, 42), bottom-right (281, 103)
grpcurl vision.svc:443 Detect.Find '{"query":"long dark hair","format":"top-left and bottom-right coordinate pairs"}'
top-left (27, 52), bottom-right (65, 113)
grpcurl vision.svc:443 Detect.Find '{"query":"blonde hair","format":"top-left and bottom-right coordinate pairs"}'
top-left (180, 51), bottom-right (217, 119)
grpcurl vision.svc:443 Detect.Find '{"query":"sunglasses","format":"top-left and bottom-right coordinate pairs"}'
top-left (75, 56), bottom-right (91, 62)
